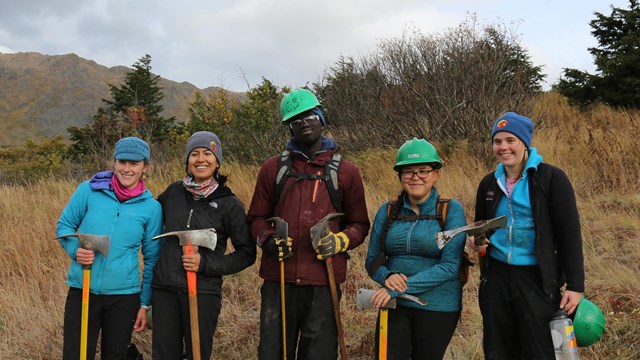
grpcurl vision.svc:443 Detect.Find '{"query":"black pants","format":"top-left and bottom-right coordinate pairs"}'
top-left (374, 306), bottom-right (459, 360)
top-left (62, 287), bottom-right (139, 360)
top-left (258, 280), bottom-right (339, 360)
top-left (151, 289), bottom-right (221, 360)
top-left (479, 259), bottom-right (561, 360)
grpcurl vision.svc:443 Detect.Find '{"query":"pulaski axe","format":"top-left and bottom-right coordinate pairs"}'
top-left (267, 217), bottom-right (289, 360)
top-left (55, 233), bottom-right (110, 360)
top-left (435, 215), bottom-right (508, 250)
top-left (152, 228), bottom-right (217, 360)
top-left (356, 288), bottom-right (427, 360)
top-left (310, 213), bottom-right (348, 360)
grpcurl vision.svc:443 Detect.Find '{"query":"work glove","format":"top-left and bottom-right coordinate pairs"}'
top-left (315, 231), bottom-right (349, 260)
top-left (263, 235), bottom-right (293, 261)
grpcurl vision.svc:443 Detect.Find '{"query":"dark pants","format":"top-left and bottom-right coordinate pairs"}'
top-left (375, 306), bottom-right (459, 360)
top-left (151, 289), bottom-right (221, 360)
top-left (479, 259), bottom-right (561, 360)
top-left (62, 287), bottom-right (139, 360)
top-left (258, 280), bottom-right (340, 360)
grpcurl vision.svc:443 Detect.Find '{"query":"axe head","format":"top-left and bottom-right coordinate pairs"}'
top-left (355, 288), bottom-right (397, 311)
top-left (310, 213), bottom-right (344, 250)
top-left (55, 233), bottom-right (110, 257)
top-left (435, 215), bottom-right (508, 250)
top-left (152, 228), bottom-right (217, 251)
top-left (267, 217), bottom-right (288, 240)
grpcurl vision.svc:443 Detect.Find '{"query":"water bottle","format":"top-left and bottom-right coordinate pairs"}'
top-left (549, 310), bottom-right (580, 360)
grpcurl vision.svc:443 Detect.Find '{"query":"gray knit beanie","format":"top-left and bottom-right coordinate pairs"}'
top-left (184, 131), bottom-right (223, 164)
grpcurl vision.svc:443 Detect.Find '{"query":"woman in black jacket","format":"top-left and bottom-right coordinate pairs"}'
top-left (151, 131), bottom-right (256, 359)
top-left (468, 112), bottom-right (584, 359)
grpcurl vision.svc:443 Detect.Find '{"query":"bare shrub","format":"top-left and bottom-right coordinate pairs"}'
top-left (317, 16), bottom-right (543, 158)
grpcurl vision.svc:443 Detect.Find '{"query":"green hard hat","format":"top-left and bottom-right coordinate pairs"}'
top-left (394, 137), bottom-right (443, 171)
top-left (573, 297), bottom-right (606, 347)
top-left (280, 88), bottom-right (321, 123)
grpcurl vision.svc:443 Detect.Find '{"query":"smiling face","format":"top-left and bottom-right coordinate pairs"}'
top-left (492, 131), bottom-right (527, 173)
top-left (188, 148), bottom-right (218, 183)
top-left (113, 160), bottom-right (148, 189)
top-left (400, 164), bottom-right (439, 206)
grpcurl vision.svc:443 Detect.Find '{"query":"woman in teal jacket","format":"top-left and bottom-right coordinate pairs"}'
top-left (56, 137), bottom-right (163, 360)
top-left (365, 138), bottom-right (467, 360)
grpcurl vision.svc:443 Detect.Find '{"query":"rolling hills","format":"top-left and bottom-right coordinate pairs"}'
top-left (0, 52), bottom-right (237, 146)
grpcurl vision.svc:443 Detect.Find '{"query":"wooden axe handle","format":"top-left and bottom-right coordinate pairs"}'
top-left (184, 245), bottom-right (201, 360)
top-left (326, 257), bottom-right (348, 359)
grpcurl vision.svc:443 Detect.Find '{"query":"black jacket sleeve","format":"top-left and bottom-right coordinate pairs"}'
top-left (545, 165), bottom-right (585, 292)
top-left (200, 196), bottom-right (256, 277)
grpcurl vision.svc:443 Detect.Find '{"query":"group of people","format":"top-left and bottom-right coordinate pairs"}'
top-left (56, 88), bottom-right (585, 360)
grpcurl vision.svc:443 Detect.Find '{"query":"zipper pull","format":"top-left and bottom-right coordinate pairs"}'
top-left (187, 209), bottom-right (193, 229)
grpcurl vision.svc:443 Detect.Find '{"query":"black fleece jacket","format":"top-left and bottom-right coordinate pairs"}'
top-left (475, 163), bottom-right (585, 296)
top-left (152, 181), bottom-right (256, 295)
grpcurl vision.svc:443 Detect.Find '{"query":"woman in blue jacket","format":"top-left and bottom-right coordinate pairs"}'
top-left (56, 137), bottom-right (163, 360)
top-left (365, 138), bottom-right (467, 360)
top-left (468, 112), bottom-right (584, 359)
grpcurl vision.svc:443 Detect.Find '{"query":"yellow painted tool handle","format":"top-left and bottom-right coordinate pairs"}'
top-left (280, 261), bottom-right (287, 360)
top-left (379, 308), bottom-right (388, 360)
top-left (80, 268), bottom-right (90, 360)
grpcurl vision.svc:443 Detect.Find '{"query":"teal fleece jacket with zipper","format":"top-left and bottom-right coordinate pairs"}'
top-left (489, 147), bottom-right (543, 266)
top-left (56, 180), bottom-right (163, 307)
top-left (365, 188), bottom-right (467, 312)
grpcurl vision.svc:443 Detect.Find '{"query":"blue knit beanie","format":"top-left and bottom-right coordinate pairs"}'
top-left (185, 131), bottom-right (223, 164)
top-left (114, 137), bottom-right (150, 162)
top-left (491, 112), bottom-right (534, 148)
top-left (310, 108), bottom-right (326, 126)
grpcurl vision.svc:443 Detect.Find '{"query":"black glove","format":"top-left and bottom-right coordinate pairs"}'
top-left (263, 235), bottom-right (293, 261)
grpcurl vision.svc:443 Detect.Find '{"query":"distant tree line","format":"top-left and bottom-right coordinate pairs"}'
top-left (3, 4), bottom-right (639, 183)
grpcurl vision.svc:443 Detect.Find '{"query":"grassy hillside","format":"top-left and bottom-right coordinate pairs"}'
top-left (0, 52), bottom-right (238, 146)
top-left (0, 95), bottom-right (638, 359)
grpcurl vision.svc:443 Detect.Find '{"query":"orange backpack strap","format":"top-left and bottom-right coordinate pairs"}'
top-left (435, 196), bottom-right (450, 230)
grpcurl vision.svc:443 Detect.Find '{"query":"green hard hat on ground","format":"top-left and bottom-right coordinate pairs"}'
top-left (573, 297), bottom-right (606, 347)
top-left (280, 88), bottom-right (321, 123)
top-left (394, 137), bottom-right (443, 171)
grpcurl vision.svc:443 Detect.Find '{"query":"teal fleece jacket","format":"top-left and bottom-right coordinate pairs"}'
top-left (56, 181), bottom-right (163, 306)
top-left (490, 147), bottom-right (543, 265)
top-left (365, 188), bottom-right (467, 312)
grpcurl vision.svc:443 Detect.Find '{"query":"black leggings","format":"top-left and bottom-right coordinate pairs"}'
top-left (375, 306), bottom-right (460, 360)
top-left (62, 287), bottom-right (139, 360)
top-left (479, 259), bottom-right (560, 360)
top-left (151, 289), bottom-right (222, 360)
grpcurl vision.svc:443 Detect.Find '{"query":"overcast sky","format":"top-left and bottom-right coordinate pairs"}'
top-left (0, 0), bottom-right (630, 92)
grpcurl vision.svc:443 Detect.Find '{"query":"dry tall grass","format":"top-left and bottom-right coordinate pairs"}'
top-left (1, 95), bottom-right (639, 359)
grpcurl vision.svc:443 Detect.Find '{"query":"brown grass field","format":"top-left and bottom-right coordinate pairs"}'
top-left (1, 94), bottom-right (639, 359)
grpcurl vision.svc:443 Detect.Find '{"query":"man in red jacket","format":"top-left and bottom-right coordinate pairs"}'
top-left (248, 88), bottom-right (370, 360)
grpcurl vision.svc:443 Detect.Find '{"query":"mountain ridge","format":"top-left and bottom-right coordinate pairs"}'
top-left (0, 52), bottom-right (237, 146)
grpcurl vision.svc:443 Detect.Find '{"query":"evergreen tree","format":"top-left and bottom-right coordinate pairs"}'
top-left (68, 54), bottom-right (178, 165)
top-left (554, 1), bottom-right (640, 108)
top-left (104, 54), bottom-right (176, 140)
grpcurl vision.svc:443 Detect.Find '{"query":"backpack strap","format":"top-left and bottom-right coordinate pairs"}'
top-left (435, 196), bottom-right (450, 230)
top-left (366, 200), bottom-right (399, 276)
top-left (273, 150), bottom-right (293, 209)
top-left (325, 153), bottom-right (343, 212)
top-left (273, 150), bottom-right (343, 212)
top-left (392, 196), bottom-right (449, 229)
